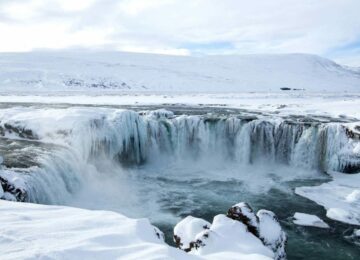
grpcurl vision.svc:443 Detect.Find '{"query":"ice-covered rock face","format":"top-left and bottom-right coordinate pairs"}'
top-left (174, 203), bottom-right (287, 260)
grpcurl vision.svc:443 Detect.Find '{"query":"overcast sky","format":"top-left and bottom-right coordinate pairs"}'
top-left (0, 0), bottom-right (359, 65)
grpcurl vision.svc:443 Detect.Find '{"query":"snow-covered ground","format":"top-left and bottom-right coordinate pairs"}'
top-left (0, 51), bottom-right (359, 92)
top-left (296, 171), bottom-right (360, 225)
top-left (0, 200), bottom-right (189, 260)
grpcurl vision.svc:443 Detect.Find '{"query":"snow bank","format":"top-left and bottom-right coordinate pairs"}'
top-left (0, 201), bottom-right (190, 260)
top-left (293, 213), bottom-right (329, 228)
top-left (0, 201), bottom-right (281, 260)
top-left (0, 52), bottom-right (359, 92)
top-left (296, 171), bottom-right (360, 225)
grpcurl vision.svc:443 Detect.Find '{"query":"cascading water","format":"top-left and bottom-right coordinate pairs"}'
top-left (0, 107), bottom-right (359, 205)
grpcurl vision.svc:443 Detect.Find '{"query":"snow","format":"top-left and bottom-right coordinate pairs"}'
top-left (293, 213), bottom-right (329, 228)
top-left (1, 92), bottom-right (360, 119)
top-left (173, 203), bottom-right (286, 260)
top-left (2, 192), bottom-right (16, 201)
top-left (296, 171), bottom-right (360, 225)
top-left (188, 214), bottom-right (273, 260)
top-left (0, 52), bottom-right (359, 92)
top-left (230, 202), bottom-right (260, 232)
top-left (0, 200), bottom-right (189, 260)
top-left (174, 216), bottom-right (211, 250)
top-left (0, 200), bottom-right (276, 260)
top-left (257, 210), bottom-right (287, 260)
top-left (346, 190), bottom-right (360, 203)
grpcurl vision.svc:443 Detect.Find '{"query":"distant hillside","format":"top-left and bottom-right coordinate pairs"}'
top-left (0, 51), bottom-right (359, 92)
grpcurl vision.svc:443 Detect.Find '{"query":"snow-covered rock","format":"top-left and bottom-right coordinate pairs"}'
top-left (227, 202), bottom-right (260, 237)
top-left (0, 52), bottom-right (359, 92)
top-left (189, 214), bottom-right (273, 260)
top-left (227, 203), bottom-right (287, 260)
top-left (174, 216), bottom-right (211, 251)
top-left (293, 212), bottom-right (329, 228)
top-left (257, 210), bottom-right (287, 260)
top-left (174, 203), bottom-right (287, 260)
top-left (0, 169), bottom-right (28, 202)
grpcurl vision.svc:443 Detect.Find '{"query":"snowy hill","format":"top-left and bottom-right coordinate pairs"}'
top-left (0, 51), bottom-right (359, 92)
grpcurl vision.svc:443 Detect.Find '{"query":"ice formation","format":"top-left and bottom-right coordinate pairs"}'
top-left (293, 212), bottom-right (329, 228)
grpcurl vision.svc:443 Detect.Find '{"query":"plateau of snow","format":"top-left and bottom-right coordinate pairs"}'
top-left (0, 51), bottom-right (359, 92)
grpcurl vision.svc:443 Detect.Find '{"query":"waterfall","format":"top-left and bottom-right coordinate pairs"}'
top-left (0, 107), bottom-right (359, 203)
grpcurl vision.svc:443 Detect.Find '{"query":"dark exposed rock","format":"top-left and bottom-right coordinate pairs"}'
top-left (0, 175), bottom-right (27, 202)
top-left (342, 163), bottom-right (360, 174)
top-left (344, 126), bottom-right (360, 140)
top-left (0, 123), bottom-right (37, 139)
